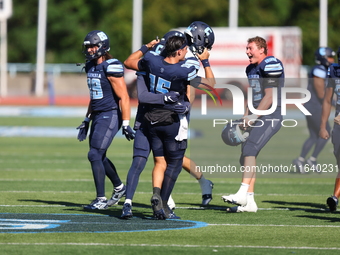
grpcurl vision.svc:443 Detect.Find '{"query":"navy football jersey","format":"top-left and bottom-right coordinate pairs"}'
top-left (327, 63), bottom-right (340, 116)
top-left (138, 51), bottom-right (200, 98)
top-left (85, 59), bottom-right (124, 112)
top-left (246, 56), bottom-right (284, 108)
top-left (307, 64), bottom-right (328, 105)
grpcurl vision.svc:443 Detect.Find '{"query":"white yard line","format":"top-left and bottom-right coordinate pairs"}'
top-left (0, 243), bottom-right (339, 250)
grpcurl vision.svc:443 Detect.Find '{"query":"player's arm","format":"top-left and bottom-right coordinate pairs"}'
top-left (198, 48), bottom-right (215, 87)
top-left (124, 39), bottom-right (159, 71)
top-left (190, 48), bottom-right (215, 89)
top-left (313, 76), bottom-right (326, 100)
top-left (243, 61), bottom-right (283, 125)
top-left (108, 76), bottom-right (130, 121)
top-left (136, 73), bottom-right (179, 105)
top-left (320, 86), bottom-right (334, 139)
top-left (243, 87), bottom-right (273, 126)
top-left (187, 85), bottom-right (196, 104)
top-left (108, 76), bottom-right (135, 140)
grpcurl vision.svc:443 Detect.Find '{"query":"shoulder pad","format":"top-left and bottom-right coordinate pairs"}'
top-left (262, 57), bottom-right (283, 77)
top-left (105, 59), bottom-right (124, 77)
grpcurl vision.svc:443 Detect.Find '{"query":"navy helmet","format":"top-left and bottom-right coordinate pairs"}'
top-left (82, 30), bottom-right (110, 61)
top-left (184, 21), bottom-right (215, 55)
top-left (315, 47), bottom-right (335, 67)
top-left (221, 120), bottom-right (249, 146)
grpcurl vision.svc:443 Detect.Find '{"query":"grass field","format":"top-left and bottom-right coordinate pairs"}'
top-left (1, 110), bottom-right (340, 255)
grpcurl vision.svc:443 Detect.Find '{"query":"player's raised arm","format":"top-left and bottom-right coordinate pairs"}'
top-left (124, 39), bottom-right (159, 71)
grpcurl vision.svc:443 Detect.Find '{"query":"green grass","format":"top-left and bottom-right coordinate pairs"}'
top-left (1, 115), bottom-right (340, 255)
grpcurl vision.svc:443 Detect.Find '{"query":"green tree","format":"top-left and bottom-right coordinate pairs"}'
top-left (7, 0), bottom-right (340, 66)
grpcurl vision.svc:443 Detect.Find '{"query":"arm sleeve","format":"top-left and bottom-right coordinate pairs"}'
top-left (137, 72), bottom-right (165, 105)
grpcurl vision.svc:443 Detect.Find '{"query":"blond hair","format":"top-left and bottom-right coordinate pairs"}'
top-left (247, 36), bottom-right (268, 55)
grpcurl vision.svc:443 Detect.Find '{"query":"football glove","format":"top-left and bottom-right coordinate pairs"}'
top-left (122, 125), bottom-right (135, 141)
top-left (76, 119), bottom-right (90, 142)
top-left (164, 91), bottom-right (180, 103)
top-left (174, 102), bottom-right (191, 114)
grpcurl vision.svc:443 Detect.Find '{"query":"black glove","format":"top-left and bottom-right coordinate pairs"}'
top-left (164, 91), bottom-right (180, 103)
top-left (174, 102), bottom-right (191, 114)
top-left (76, 120), bottom-right (90, 141)
top-left (122, 125), bottom-right (135, 141)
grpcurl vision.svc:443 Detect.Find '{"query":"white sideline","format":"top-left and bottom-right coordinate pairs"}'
top-left (0, 243), bottom-right (339, 250)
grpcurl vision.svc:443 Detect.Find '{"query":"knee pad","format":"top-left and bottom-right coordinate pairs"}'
top-left (88, 148), bottom-right (105, 162)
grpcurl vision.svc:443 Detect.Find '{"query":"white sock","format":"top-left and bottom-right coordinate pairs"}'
top-left (309, 156), bottom-right (316, 161)
top-left (246, 192), bottom-right (255, 203)
top-left (298, 156), bottom-right (305, 162)
top-left (124, 199), bottom-right (132, 205)
top-left (115, 183), bottom-right (124, 191)
top-left (236, 183), bottom-right (249, 196)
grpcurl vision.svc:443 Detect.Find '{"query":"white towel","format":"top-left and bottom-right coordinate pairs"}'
top-left (175, 114), bottom-right (188, 141)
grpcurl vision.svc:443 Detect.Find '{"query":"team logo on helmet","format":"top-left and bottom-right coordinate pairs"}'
top-left (314, 47), bottom-right (335, 67)
top-left (82, 30), bottom-right (110, 61)
top-left (184, 21), bottom-right (215, 55)
top-left (221, 120), bottom-right (249, 146)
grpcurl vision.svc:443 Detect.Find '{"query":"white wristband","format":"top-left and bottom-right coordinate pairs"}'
top-left (122, 120), bottom-right (130, 127)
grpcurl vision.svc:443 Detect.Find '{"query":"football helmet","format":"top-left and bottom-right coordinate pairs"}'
top-left (221, 120), bottom-right (249, 146)
top-left (83, 30), bottom-right (110, 61)
top-left (184, 21), bottom-right (215, 55)
top-left (315, 47), bottom-right (335, 67)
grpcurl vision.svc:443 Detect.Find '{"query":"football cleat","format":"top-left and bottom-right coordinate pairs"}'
top-left (292, 158), bottom-right (306, 174)
top-left (222, 194), bottom-right (247, 206)
top-left (151, 193), bottom-right (166, 220)
top-left (201, 179), bottom-right (214, 206)
top-left (163, 204), bottom-right (181, 219)
top-left (167, 194), bottom-right (176, 210)
top-left (202, 194), bottom-right (213, 206)
top-left (306, 158), bottom-right (321, 173)
top-left (121, 203), bottom-right (133, 219)
top-left (226, 201), bottom-right (258, 213)
top-left (84, 197), bottom-right (108, 210)
top-left (327, 196), bottom-right (338, 212)
top-left (107, 185), bottom-right (126, 206)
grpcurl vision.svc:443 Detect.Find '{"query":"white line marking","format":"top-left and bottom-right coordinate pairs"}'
top-left (208, 223), bottom-right (340, 228)
top-left (0, 243), bottom-right (339, 250)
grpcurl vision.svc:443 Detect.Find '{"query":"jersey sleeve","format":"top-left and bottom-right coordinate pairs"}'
top-left (105, 59), bottom-right (124, 77)
top-left (261, 57), bottom-right (284, 87)
top-left (326, 65), bottom-right (336, 89)
top-left (180, 57), bottom-right (200, 81)
top-left (312, 65), bottom-right (327, 79)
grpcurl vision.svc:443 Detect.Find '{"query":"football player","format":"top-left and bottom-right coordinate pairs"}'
top-left (77, 30), bottom-right (135, 210)
top-left (319, 47), bottom-right (340, 212)
top-left (124, 25), bottom-right (215, 219)
top-left (221, 36), bottom-right (284, 213)
top-left (293, 47), bottom-right (334, 173)
top-left (121, 29), bottom-right (214, 219)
